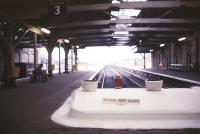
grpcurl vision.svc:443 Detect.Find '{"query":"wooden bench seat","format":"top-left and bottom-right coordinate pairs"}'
top-left (169, 64), bottom-right (185, 71)
top-left (30, 70), bottom-right (48, 82)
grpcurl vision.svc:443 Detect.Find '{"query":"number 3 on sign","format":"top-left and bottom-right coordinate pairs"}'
top-left (55, 5), bottom-right (61, 15)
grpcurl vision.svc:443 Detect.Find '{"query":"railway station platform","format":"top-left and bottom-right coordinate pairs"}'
top-left (0, 70), bottom-right (200, 134)
top-left (52, 87), bottom-right (200, 130)
top-left (1, 0), bottom-right (200, 133)
top-left (0, 71), bottom-right (93, 134)
top-left (135, 68), bottom-right (200, 86)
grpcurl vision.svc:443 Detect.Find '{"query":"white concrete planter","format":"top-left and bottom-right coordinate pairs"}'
top-left (81, 80), bottom-right (98, 92)
top-left (145, 80), bottom-right (163, 91)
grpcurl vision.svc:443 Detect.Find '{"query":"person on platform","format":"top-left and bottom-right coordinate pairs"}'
top-left (32, 64), bottom-right (44, 81)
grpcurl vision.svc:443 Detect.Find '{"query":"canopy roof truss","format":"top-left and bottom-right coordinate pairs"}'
top-left (0, 0), bottom-right (200, 51)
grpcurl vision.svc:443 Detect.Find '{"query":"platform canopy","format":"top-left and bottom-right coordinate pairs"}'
top-left (0, 0), bottom-right (200, 50)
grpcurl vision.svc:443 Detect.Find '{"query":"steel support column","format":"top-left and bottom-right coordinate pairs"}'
top-left (168, 45), bottom-right (171, 69)
top-left (63, 45), bottom-right (70, 73)
top-left (170, 43), bottom-right (175, 64)
top-left (33, 33), bottom-right (37, 70)
top-left (47, 51), bottom-right (53, 76)
top-left (195, 34), bottom-right (199, 72)
top-left (74, 47), bottom-right (78, 65)
top-left (58, 43), bottom-right (61, 74)
top-left (4, 21), bottom-right (15, 87)
top-left (144, 53), bottom-right (146, 69)
top-left (45, 38), bottom-right (55, 77)
top-left (71, 47), bottom-right (73, 72)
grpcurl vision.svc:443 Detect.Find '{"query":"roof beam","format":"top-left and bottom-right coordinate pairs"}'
top-left (14, 28), bottom-right (30, 47)
top-left (80, 42), bottom-right (113, 46)
top-left (69, 34), bottom-right (134, 40)
top-left (137, 46), bottom-right (160, 49)
top-left (0, 10), bottom-right (43, 35)
top-left (12, 1), bottom-right (200, 19)
top-left (75, 38), bottom-right (112, 42)
top-left (69, 33), bottom-right (189, 40)
top-left (79, 40), bottom-right (164, 45)
top-left (136, 34), bottom-right (186, 38)
top-left (79, 40), bottom-right (174, 45)
top-left (56, 27), bottom-right (198, 36)
top-left (68, 1), bottom-right (200, 12)
top-left (49, 18), bottom-right (200, 28)
top-left (70, 34), bottom-right (113, 39)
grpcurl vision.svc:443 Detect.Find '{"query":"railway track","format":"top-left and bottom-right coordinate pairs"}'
top-left (108, 65), bottom-right (145, 88)
top-left (97, 66), bottom-right (116, 88)
top-left (97, 65), bottom-right (146, 88)
top-left (95, 65), bottom-right (197, 89)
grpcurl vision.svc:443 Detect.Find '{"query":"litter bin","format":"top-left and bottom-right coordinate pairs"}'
top-left (9, 66), bottom-right (20, 87)
top-left (11, 66), bottom-right (20, 78)
top-left (15, 62), bottom-right (27, 78)
top-left (114, 76), bottom-right (122, 89)
top-left (72, 64), bottom-right (78, 71)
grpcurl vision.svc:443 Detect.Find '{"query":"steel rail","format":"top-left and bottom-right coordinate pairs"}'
top-left (101, 66), bottom-right (120, 88)
top-left (109, 65), bottom-right (144, 87)
top-left (101, 68), bottom-right (106, 88)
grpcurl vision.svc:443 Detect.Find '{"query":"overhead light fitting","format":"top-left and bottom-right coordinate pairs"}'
top-left (178, 37), bottom-right (186, 42)
top-left (139, 40), bottom-right (142, 43)
top-left (115, 43), bottom-right (125, 46)
top-left (14, 36), bottom-right (18, 40)
top-left (160, 44), bottom-right (165, 47)
top-left (64, 39), bottom-right (70, 43)
top-left (112, 0), bottom-right (147, 4)
top-left (76, 46), bottom-right (79, 48)
top-left (114, 31), bottom-right (129, 35)
top-left (18, 28), bottom-right (23, 31)
top-left (116, 39), bottom-right (129, 41)
top-left (150, 49), bottom-right (154, 52)
top-left (40, 28), bottom-right (50, 34)
top-left (113, 36), bottom-right (129, 39)
top-left (57, 39), bottom-right (64, 44)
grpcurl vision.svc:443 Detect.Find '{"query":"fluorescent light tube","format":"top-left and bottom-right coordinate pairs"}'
top-left (113, 36), bottom-right (129, 39)
top-left (160, 44), bottom-right (165, 47)
top-left (40, 28), bottom-right (50, 34)
top-left (114, 31), bottom-right (129, 35)
top-left (64, 39), bottom-right (70, 43)
top-left (178, 37), bottom-right (186, 42)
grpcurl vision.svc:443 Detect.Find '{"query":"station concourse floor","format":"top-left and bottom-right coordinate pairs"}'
top-left (0, 71), bottom-right (200, 134)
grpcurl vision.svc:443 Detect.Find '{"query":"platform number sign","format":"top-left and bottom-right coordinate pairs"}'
top-left (48, 0), bottom-right (67, 16)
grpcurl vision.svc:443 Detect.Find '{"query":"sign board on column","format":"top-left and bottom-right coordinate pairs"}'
top-left (48, 0), bottom-right (67, 16)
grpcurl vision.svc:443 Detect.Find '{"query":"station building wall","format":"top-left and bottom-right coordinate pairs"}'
top-left (14, 48), bottom-right (34, 64)
top-left (152, 34), bottom-right (200, 72)
top-left (152, 51), bottom-right (159, 68)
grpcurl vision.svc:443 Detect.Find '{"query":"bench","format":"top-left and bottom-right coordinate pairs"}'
top-left (168, 64), bottom-right (185, 71)
top-left (0, 79), bottom-right (5, 87)
top-left (30, 70), bottom-right (48, 82)
top-left (0, 72), bottom-right (5, 88)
